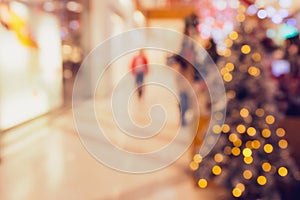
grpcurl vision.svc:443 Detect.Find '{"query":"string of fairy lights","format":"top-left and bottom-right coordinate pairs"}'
top-left (189, 1), bottom-right (300, 198)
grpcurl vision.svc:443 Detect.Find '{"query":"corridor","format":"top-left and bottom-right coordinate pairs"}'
top-left (0, 66), bottom-right (227, 200)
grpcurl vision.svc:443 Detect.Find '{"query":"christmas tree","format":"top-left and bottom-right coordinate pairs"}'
top-left (190, 15), bottom-right (300, 200)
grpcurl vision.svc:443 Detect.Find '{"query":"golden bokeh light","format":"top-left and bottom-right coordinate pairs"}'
top-left (255, 108), bottom-right (265, 117)
top-left (248, 66), bottom-right (261, 77)
top-left (236, 124), bottom-right (246, 134)
top-left (224, 49), bottom-right (232, 57)
top-left (257, 176), bottom-right (267, 185)
top-left (214, 153), bottom-right (224, 163)
top-left (221, 67), bottom-right (228, 75)
top-left (223, 72), bottom-right (233, 82)
top-left (236, 183), bottom-right (245, 192)
top-left (252, 53), bottom-right (262, 62)
top-left (213, 125), bottom-right (222, 134)
top-left (244, 156), bottom-right (253, 164)
top-left (243, 170), bottom-right (253, 180)
top-left (198, 179), bottom-right (208, 188)
top-left (276, 128), bottom-right (286, 137)
top-left (232, 188), bottom-right (242, 198)
top-left (262, 162), bottom-right (272, 172)
top-left (227, 90), bottom-right (236, 99)
top-left (252, 140), bottom-right (261, 149)
top-left (229, 133), bottom-right (238, 142)
top-left (265, 115), bottom-right (275, 125)
top-left (278, 167), bottom-right (288, 177)
top-left (262, 129), bottom-right (271, 138)
top-left (214, 112), bottom-right (223, 121)
top-left (212, 165), bottom-right (222, 175)
top-left (241, 45), bottom-right (251, 54)
top-left (224, 146), bottom-right (232, 155)
top-left (264, 144), bottom-right (274, 154)
top-left (237, 13), bottom-right (246, 22)
top-left (190, 161), bottom-right (199, 171)
top-left (232, 147), bottom-right (241, 156)
top-left (246, 141), bottom-right (253, 148)
top-left (247, 127), bottom-right (257, 136)
top-left (243, 148), bottom-right (252, 157)
top-left (225, 62), bottom-right (235, 71)
top-left (225, 39), bottom-right (233, 48)
top-left (222, 124), bottom-right (230, 133)
top-left (238, 5), bottom-right (246, 12)
top-left (193, 154), bottom-right (203, 163)
top-left (229, 31), bottom-right (239, 40)
top-left (233, 139), bottom-right (242, 147)
top-left (240, 108), bottom-right (249, 118)
top-left (278, 139), bottom-right (288, 149)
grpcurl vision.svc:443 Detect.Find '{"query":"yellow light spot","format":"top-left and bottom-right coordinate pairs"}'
top-left (236, 124), bottom-right (246, 134)
top-left (262, 162), bottom-right (272, 172)
top-left (233, 139), bottom-right (242, 147)
top-left (225, 62), bottom-right (235, 71)
top-left (236, 183), bottom-right (245, 192)
top-left (252, 53), bottom-right (262, 62)
top-left (278, 167), bottom-right (288, 177)
top-left (265, 115), bottom-right (275, 124)
top-left (241, 45), bottom-right (251, 54)
top-left (193, 154), bottom-right (203, 163)
top-left (257, 176), bottom-right (267, 185)
top-left (248, 66), bottom-right (261, 77)
top-left (278, 140), bottom-right (288, 149)
top-left (244, 156), bottom-right (253, 164)
top-left (224, 49), bottom-right (232, 57)
top-left (252, 140), bottom-right (261, 149)
top-left (214, 112), bottom-right (223, 121)
top-left (227, 90), bottom-right (236, 99)
top-left (243, 148), bottom-right (252, 157)
top-left (212, 165), bottom-right (222, 175)
top-left (243, 170), bottom-right (253, 180)
top-left (217, 49), bottom-right (225, 56)
top-left (240, 108), bottom-right (249, 118)
top-left (276, 128), bottom-right (286, 137)
top-left (229, 133), bottom-right (238, 142)
top-left (214, 153), bottom-right (224, 163)
top-left (221, 67), bottom-right (228, 75)
top-left (247, 127), bottom-right (257, 136)
top-left (229, 31), bottom-right (239, 40)
top-left (256, 108), bottom-right (265, 117)
top-left (224, 146), bottom-right (232, 155)
top-left (238, 5), bottom-right (246, 12)
top-left (190, 161), bottom-right (199, 171)
top-left (213, 125), bottom-right (222, 134)
top-left (223, 73), bottom-right (233, 82)
top-left (198, 179), bottom-right (208, 188)
top-left (262, 129), bottom-right (271, 138)
top-left (222, 124), bottom-right (230, 133)
top-left (225, 39), bottom-right (233, 48)
top-left (246, 141), bottom-right (252, 148)
top-left (237, 13), bottom-right (246, 22)
top-left (264, 144), bottom-right (273, 154)
top-left (232, 188), bottom-right (242, 198)
top-left (232, 147), bottom-right (241, 156)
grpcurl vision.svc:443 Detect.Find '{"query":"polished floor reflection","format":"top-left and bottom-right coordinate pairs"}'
top-left (0, 90), bottom-right (227, 199)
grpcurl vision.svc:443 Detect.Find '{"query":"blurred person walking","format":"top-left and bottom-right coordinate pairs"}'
top-left (130, 50), bottom-right (148, 99)
top-left (168, 55), bottom-right (195, 126)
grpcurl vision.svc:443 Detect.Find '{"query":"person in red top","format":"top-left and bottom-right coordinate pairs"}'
top-left (130, 49), bottom-right (148, 98)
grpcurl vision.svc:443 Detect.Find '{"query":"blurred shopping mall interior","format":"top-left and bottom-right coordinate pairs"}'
top-left (1, 0), bottom-right (300, 199)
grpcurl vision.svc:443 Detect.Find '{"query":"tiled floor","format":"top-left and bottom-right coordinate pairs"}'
top-left (0, 72), bottom-right (228, 200)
